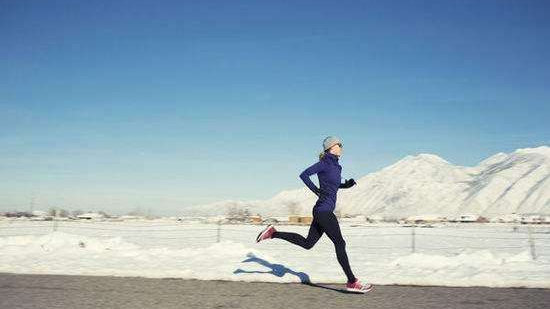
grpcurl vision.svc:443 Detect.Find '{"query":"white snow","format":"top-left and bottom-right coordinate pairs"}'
top-left (1, 221), bottom-right (548, 288)
top-left (2, 146), bottom-right (548, 287)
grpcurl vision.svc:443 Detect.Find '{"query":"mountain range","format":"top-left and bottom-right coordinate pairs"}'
top-left (183, 146), bottom-right (549, 219)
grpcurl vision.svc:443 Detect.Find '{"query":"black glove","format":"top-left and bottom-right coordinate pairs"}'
top-left (314, 188), bottom-right (321, 197)
top-left (340, 178), bottom-right (356, 189)
top-left (314, 187), bottom-right (326, 197)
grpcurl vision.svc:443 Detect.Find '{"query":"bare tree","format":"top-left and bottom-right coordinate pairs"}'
top-left (127, 207), bottom-right (144, 216)
top-left (71, 210), bottom-right (84, 217)
top-left (98, 210), bottom-right (110, 218)
top-left (47, 207), bottom-right (57, 217)
top-left (58, 209), bottom-right (69, 217)
top-left (285, 201), bottom-right (299, 215)
top-left (226, 206), bottom-right (238, 218)
top-left (226, 204), bottom-right (246, 222)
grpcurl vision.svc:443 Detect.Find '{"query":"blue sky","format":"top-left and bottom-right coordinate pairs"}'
top-left (1, 0), bottom-right (549, 215)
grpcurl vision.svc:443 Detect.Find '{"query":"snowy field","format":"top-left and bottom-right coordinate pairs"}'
top-left (0, 219), bottom-right (549, 288)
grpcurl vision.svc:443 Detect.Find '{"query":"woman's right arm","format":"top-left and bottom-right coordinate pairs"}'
top-left (299, 161), bottom-right (326, 196)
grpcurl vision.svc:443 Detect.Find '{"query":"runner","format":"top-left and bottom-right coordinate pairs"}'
top-left (256, 136), bottom-right (373, 293)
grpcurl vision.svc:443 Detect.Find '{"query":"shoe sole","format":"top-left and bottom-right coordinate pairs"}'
top-left (346, 285), bottom-right (374, 294)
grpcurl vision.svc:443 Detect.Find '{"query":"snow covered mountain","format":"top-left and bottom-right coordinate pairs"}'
top-left (184, 146), bottom-right (550, 219)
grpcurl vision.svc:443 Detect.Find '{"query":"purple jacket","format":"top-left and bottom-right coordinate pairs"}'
top-left (299, 152), bottom-right (347, 213)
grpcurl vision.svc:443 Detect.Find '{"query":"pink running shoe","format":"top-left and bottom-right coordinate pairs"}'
top-left (346, 279), bottom-right (374, 293)
top-left (256, 225), bottom-right (276, 243)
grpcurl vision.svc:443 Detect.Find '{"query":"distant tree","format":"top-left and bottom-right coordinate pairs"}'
top-left (58, 209), bottom-right (69, 217)
top-left (145, 208), bottom-right (156, 219)
top-left (127, 207), bottom-right (144, 216)
top-left (98, 210), bottom-right (110, 218)
top-left (476, 216), bottom-right (489, 223)
top-left (285, 201), bottom-right (299, 215)
top-left (226, 205), bottom-right (247, 222)
top-left (71, 210), bottom-right (84, 217)
top-left (226, 206), bottom-right (238, 218)
top-left (238, 208), bottom-right (245, 217)
top-left (48, 207), bottom-right (57, 217)
top-left (16, 211), bottom-right (32, 218)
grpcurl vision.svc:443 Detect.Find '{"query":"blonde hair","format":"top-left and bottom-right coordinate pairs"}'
top-left (319, 150), bottom-right (327, 161)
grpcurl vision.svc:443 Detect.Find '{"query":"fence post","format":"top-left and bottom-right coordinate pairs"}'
top-left (216, 220), bottom-right (221, 243)
top-left (411, 226), bottom-right (416, 253)
top-left (527, 225), bottom-right (537, 260)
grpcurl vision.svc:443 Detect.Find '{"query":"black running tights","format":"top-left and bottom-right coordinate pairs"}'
top-left (271, 211), bottom-right (356, 283)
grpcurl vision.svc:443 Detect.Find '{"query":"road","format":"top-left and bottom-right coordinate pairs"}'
top-left (0, 273), bottom-right (548, 309)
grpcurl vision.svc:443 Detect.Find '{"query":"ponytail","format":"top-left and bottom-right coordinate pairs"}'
top-left (319, 150), bottom-right (327, 161)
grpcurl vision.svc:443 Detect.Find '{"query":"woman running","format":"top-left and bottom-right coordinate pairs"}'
top-left (256, 136), bottom-right (373, 293)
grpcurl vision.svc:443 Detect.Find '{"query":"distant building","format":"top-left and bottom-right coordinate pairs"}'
top-left (366, 215), bottom-right (384, 223)
top-left (520, 214), bottom-right (548, 224)
top-left (263, 217), bottom-right (280, 224)
top-left (248, 215), bottom-right (263, 224)
top-left (340, 215), bottom-right (367, 223)
top-left (405, 214), bottom-right (447, 224)
top-left (30, 210), bottom-right (52, 221)
top-left (31, 210), bottom-right (48, 217)
top-left (76, 212), bottom-right (105, 220)
top-left (289, 215), bottom-right (313, 225)
top-left (118, 215), bottom-right (145, 220)
top-left (490, 213), bottom-right (522, 223)
top-left (476, 216), bottom-right (489, 223)
top-left (4, 211), bottom-right (32, 218)
top-left (457, 214), bottom-right (480, 223)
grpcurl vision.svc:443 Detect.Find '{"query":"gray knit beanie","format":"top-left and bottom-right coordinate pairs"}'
top-left (322, 136), bottom-right (342, 151)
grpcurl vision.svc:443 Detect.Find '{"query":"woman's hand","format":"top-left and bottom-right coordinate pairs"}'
top-left (314, 187), bottom-right (325, 197)
top-left (340, 178), bottom-right (357, 189)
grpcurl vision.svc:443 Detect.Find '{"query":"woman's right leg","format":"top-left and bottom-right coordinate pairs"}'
top-left (272, 218), bottom-right (324, 249)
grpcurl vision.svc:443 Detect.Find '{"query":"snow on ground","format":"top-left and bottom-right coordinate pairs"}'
top-left (0, 220), bottom-right (549, 288)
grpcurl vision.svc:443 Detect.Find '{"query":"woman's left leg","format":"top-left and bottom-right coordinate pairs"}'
top-left (271, 217), bottom-right (324, 249)
top-left (316, 211), bottom-right (357, 284)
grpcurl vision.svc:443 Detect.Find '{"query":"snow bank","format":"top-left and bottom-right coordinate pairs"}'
top-left (382, 249), bottom-right (548, 288)
top-left (1, 231), bottom-right (548, 288)
top-left (0, 231), bottom-right (274, 281)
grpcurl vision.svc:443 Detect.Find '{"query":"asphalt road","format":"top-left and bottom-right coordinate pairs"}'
top-left (0, 273), bottom-right (548, 309)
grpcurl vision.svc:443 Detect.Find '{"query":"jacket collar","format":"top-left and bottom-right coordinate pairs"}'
top-left (324, 152), bottom-right (339, 163)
